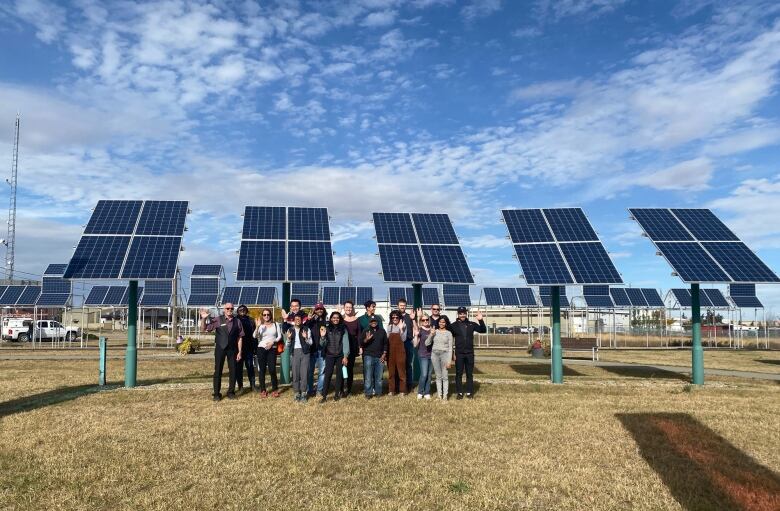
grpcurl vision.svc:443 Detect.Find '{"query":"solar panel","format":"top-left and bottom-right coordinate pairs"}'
top-left (378, 244), bottom-right (428, 282)
top-left (539, 286), bottom-right (567, 296)
top-left (297, 294), bottom-right (318, 307)
top-left (221, 287), bottom-right (242, 304)
top-left (44, 263), bottom-right (68, 275)
top-left (187, 294), bottom-right (218, 306)
top-left (516, 288), bottom-right (538, 306)
top-left (583, 285), bottom-right (609, 296)
top-left (322, 287), bottom-right (340, 305)
top-left (502, 209), bottom-right (554, 243)
top-left (671, 209), bottom-right (738, 242)
top-left (629, 209), bottom-right (693, 241)
top-left (42, 277), bottom-right (70, 294)
top-left (287, 242), bottom-right (335, 282)
top-left (671, 289), bottom-right (692, 307)
top-left (355, 287), bottom-right (373, 305)
top-left (373, 213), bottom-right (417, 244)
top-left (730, 295), bottom-right (763, 308)
top-left (104, 286), bottom-right (128, 306)
top-left (85, 286), bottom-right (110, 306)
top-left (0, 286), bottom-right (26, 305)
top-left (242, 206), bottom-right (286, 240)
top-left (412, 213), bottom-right (459, 244)
top-left (697, 289), bottom-right (713, 308)
top-left (16, 286), bottom-right (41, 306)
top-left (701, 242), bottom-right (780, 283)
top-left (256, 287), bottom-right (277, 305)
top-left (610, 288), bottom-right (632, 307)
top-left (389, 287), bottom-right (408, 304)
top-left (543, 208), bottom-right (599, 242)
top-left (422, 287), bottom-right (440, 307)
top-left (630, 207), bottom-right (778, 284)
top-left (514, 244), bottom-right (574, 285)
top-left (584, 295), bottom-right (614, 308)
top-left (237, 241), bottom-right (286, 281)
top-left (443, 284), bottom-right (471, 308)
top-left (484, 288), bottom-right (504, 306)
top-left (292, 283), bottom-right (319, 295)
top-left (191, 265), bottom-right (223, 277)
top-left (120, 286), bottom-right (143, 306)
top-left (421, 245), bottom-right (473, 284)
top-left (135, 201), bottom-right (187, 236)
top-left (729, 283), bottom-right (756, 296)
top-left (143, 281), bottom-right (169, 294)
top-left (540, 294), bottom-right (570, 308)
top-left (190, 279), bottom-right (218, 295)
top-left (121, 236), bottom-right (182, 279)
top-left (641, 289), bottom-right (665, 307)
top-left (0, 286), bottom-right (8, 300)
top-left (238, 287), bottom-right (259, 305)
top-left (559, 242), bottom-right (622, 284)
top-left (339, 287), bottom-right (357, 304)
top-left (702, 289), bottom-right (729, 308)
top-left (141, 293), bottom-right (171, 307)
top-left (84, 200), bottom-right (142, 235)
top-left (65, 235), bottom-right (131, 279)
top-left (288, 207), bottom-right (331, 241)
top-left (625, 288), bottom-right (648, 307)
top-left (499, 288), bottom-right (520, 307)
top-left (36, 293), bottom-right (70, 306)
top-left (655, 242), bottom-right (730, 283)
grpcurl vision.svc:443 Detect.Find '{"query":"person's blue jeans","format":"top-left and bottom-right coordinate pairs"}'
top-left (404, 340), bottom-right (414, 390)
top-left (417, 356), bottom-right (433, 396)
top-left (307, 350), bottom-right (325, 395)
top-left (363, 355), bottom-right (384, 396)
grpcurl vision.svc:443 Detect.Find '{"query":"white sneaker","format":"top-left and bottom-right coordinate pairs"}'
top-left (388, 392), bottom-right (395, 397)
top-left (424, 394), bottom-right (431, 400)
top-left (417, 394), bottom-right (423, 400)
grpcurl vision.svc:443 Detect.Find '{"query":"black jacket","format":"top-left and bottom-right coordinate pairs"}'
top-left (285, 326), bottom-right (314, 355)
top-left (237, 315), bottom-right (256, 353)
top-left (211, 315), bottom-right (243, 351)
top-left (360, 326), bottom-right (388, 358)
top-left (450, 319), bottom-right (486, 354)
top-left (306, 314), bottom-right (328, 355)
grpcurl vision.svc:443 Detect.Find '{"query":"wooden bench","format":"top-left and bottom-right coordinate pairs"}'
top-left (560, 337), bottom-right (599, 361)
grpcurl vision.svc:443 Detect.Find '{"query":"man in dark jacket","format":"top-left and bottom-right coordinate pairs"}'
top-left (450, 307), bottom-right (486, 399)
top-left (360, 316), bottom-right (388, 399)
top-left (397, 298), bottom-right (416, 393)
top-left (235, 305), bottom-right (256, 392)
top-left (200, 304), bottom-right (244, 401)
top-left (306, 303), bottom-right (328, 397)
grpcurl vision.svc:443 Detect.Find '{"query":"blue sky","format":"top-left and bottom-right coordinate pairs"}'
top-left (1, 0), bottom-right (780, 311)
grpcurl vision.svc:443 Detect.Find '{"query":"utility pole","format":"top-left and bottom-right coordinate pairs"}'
top-left (5, 113), bottom-right (19, 281)
top-left (171, 270), bottom-right (179, 343)
top-left (347, 251), bottom-right (354, 287)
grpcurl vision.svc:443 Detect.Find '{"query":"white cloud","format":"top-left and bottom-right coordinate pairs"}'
top-left (636, 158), bottom-right (714, 191)
top-left (534, 0), bottom-right (627, 21)
top-left (510, 79), bottom-right (581, 102)
top-left (461, 235), bottom-right (510, 249)
top-left (12, 0), bottom-right (66, 43)
top-left (461, 0), bottom-right (503, 22)
top-left (361, 10), bottom-right (397, 27)
top-left (710, 175), bottom-right (780, 248)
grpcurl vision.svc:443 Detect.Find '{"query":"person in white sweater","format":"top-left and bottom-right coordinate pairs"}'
top-left (427, 316), bottom-right (454, 400)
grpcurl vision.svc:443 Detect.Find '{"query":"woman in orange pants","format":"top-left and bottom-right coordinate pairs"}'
top-left (386, 311), bottom-right (407, 395)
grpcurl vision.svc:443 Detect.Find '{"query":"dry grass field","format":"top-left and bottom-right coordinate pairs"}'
top-left (0, 350), bottom-right (778, 511)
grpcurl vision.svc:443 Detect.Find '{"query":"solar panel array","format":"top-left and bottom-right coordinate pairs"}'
top-left (140, 280), bottom-right (172, 307)
top-left (728, 283), bottom-right (763, 308)
top-left (64, 200), bottom-right (188, 280)
top-left (373, 212), bottom-right (473, 284)
top-left (442, 284), bottom-right (471, 308)
top-left (84, 285), bottom-right (143, 306)
top-left (483, 287), bottom-right (539, 307)
top-left (388, 287), bottom-right (440, 307)
top-left (630, 208), bottom-right (779, 283)
top-left (582, 285), bottom-right (614, 308)
top-left (669, 288), bottom-right (730, 308)
top-left (44, 263), bottom-right (68, 276)
top-left (321, 286), bottom-right (374, 306)
top-left (502, 208), bottom-right (622, 285)
top-left (188, 265), bottom-right (222, 307)
top-left (608, 288), bottom-right (665, 308)
top-left (191, 265), bottom-right (222, 277)
top-left (37, 263), bottom-right (73, 307)
top-left (539, 286), bottom-right (570, 308)
top-left (237, 207), bottom-right (335, 282)
top-left (289, 282), bottom-right (319, 306)
top-left (219, 286), bottom-right (277, 306)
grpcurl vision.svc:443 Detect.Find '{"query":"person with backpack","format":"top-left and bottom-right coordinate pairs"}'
top-left (254, 308), bottom-right (282, 398)
top-left (235, 305), bottom-right (256, 392)
top-left (318, 311), bottom-right (350, 402)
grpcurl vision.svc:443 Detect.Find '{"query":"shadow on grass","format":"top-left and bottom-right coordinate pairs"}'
top-left (0, 385), bottom-right (113, 419)
top-left (600, 365), bottom-right (689, 381)
top-left (617, 413), bottom-right (780, 511)
top-left (756, 359), bottom-right (780, 366)
top-left (509, 363), bottom-right (584, 377)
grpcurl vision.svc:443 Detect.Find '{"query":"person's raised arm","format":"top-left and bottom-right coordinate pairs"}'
top-left (475, 310), bottom-right (487, 333)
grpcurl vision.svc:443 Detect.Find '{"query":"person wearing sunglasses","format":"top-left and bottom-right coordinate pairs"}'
top-left (318, 311), bottom-right (350, 402)
top-left (451, 307), bottom-right (486, 400)
top-left (428, 303), bottom-right (449, 331)
top-left (254, 308), bottom-right (282, 397)
top-left (200, 303), bottom-right (245, 401)
top-left (235, 305), bottom-right (257, 393)
top-left (412, 314), bottom-right (434, 400)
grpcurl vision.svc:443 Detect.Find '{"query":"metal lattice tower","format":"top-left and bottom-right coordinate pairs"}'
top-left (347, 251), bottom-right (354, 287)
top-left (5, 113), bottom-right (19, 281)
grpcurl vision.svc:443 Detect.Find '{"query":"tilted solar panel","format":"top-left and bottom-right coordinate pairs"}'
top-left (641, 289), bottom-right (665, 307)
top-left (583, 285), bottom-right (609, 296)
top-left (655, 242), bottom-right (730, 283)
top-left (625, 288), bottom-right (648, 307)
top-left (584, 295), bottom-right (614, 308)
top-left (543, 208), bottom-right (598, 242)
top-left (221, 287), bottom-right (242, 305)
top-left (190, 278), bottom-right (218, 295)
top-left (629, 209), bottom-right (693, 241)
top-left (44, 263), bottom-right (68, 275)
top-left (191, 264), bottom-right (223, 277)
top-left (104, 286), bottom-right (128, 306)
top-left (483, 287), bottom-right (503, 306)
top-left (516, 288), bottom-right (538, 306)
top-left (84, 200), bottom-right (142, 235)
top-left (421, 245), bottom-right (473, 284)
top-left (85, 286), bottom-right (110, 306)
top-left (292, 283), bottom-right (319, 295)
top-left (187, 294), bottom-right (218, 306)
top-left (730, 295), bottom-right (763, 308)
top-left (355, 287), bottom-right (373, 305)
top-left (609, 288), bottom-right (632, 307)
top-left (236, 241), bottom-right (286, 281)
top-left (239, 287), bottom-right (260, 305)
top-left (287, 242), bottom-right (335, 282)
top-left (373, 213), bottom-right (417, 244)
top-left (322, 287), bottom-right (340, 305)
top-left (729, 283), bottom-right (756, 296)
top-left (42, 277), bottom-right (70, 294)
top-left (16, 286), bottom-right (41, 306)
top-left (702, 288), bottom-right (729, 308)
top-left (389, 287), bottom-right (408, 304)
top-left (242, 206), bottom-right (286, 240)
top-left (135, 201), bottom-right (187, 236)
top-left (256, 287), bottom-right (277, 305)
top-left (288, 207), bottom-right (330, 241)
top-left (671, 209), bottom-right (738, 242)
top-left (339, 287), bottom-right (357, 305)
top-left (422, 287), bottom-right (440, 307)
top-left (36, 293), bottom-right (70, 306)
top-left (412, 213), bottom-right (459, 244)
top-left (378, 244), bottom-right (428, 283)
top-left (502, 209), bottom-right (553, 243)
top-left (141, 294), bottom-right (171, 307)
top-left (0, 286), bottom-right (26, 305)
top-left (671, 289), bottom-right (692, 307)
top-left (499, 288), bottom-right (520, 307)
top-left (514, 244), bottom-right (574, 285)
top-left (701, 242), bottom-right (779, 283)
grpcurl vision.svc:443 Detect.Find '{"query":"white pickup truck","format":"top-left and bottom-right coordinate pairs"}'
top-left (2, 318), bottom-right (80, 342)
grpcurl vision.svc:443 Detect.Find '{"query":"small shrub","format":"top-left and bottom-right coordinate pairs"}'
top-left (177, 337), bottom-right (201, 355)
top-left (448, 481), bottom-right (470, 494)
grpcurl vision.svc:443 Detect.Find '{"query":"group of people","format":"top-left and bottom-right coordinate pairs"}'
top-left (200, 297), bottom-right (486, 403)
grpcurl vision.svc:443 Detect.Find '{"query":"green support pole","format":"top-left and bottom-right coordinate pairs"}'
top-left (411, 284), bottom-right (422, 382)
top-left (551, 286), bottom-right (563, 384)
top-left (99, 336), bottom-right (107, 386)
top-left (280, 282), bottom-right (291, 384)
top-left (691, 283), bottom-right (704, 385)
top-left (125, 281), bottom-right (138, 388)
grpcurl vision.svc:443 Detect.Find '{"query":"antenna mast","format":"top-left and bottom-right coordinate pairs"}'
top-left (347, 251), bottom-right (354, 287)
top-left (5, 113), bottom-right (19, 281)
